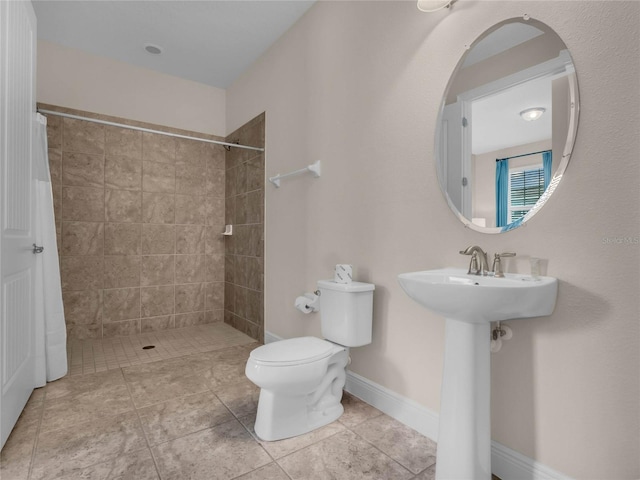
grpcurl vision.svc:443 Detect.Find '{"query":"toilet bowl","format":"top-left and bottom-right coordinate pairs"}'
top-left (245, 336), bottom-right (349, 441)
top-left (245, 279), bottom-right (375, 442)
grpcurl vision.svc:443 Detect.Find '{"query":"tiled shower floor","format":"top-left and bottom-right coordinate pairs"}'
top-left (2, 323), bottom-right (453, 479)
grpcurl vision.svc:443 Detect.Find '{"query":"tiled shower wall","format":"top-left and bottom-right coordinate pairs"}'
top-left (224, 113), bottom-right (265, 341)
top-left (43, 105), bottom-right (227, 340)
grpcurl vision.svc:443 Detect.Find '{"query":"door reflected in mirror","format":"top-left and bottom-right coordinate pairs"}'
top-left (435, 17), bottom-right (579, 233)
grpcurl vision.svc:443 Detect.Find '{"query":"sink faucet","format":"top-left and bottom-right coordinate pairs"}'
top-left (459, 246), bottom-right (489, 276)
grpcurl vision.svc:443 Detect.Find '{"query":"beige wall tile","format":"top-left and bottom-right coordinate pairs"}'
top-left (175, 255), bottom-right (205, 284)
top-left (142, 161), bottom-right (175, 193)
top-left (246, 189), bottom-right (264, 225)
top-left (62, 290), bottom-right (102, 325)
top-left (105, 126), bottom-right (142, 159)
top-left (141, 224), bottom-right (175, 254)
top-left (205, 282), bottom-right (224, 311)
top-left (175, 138), bottom-right (206, 169)
top-left (103, 319), bottom-right (140, 337)
top-left (205, 254), bottom-right (224, 283)
top-left (205, 197), bottom-right (225, 227)
top-left (176, 225), bottom-right (205, 254)
top-left (61, 256), bottom-right (103, 291)
top-left (104, 223), bottom-right (141, 255)
top-left (62, 118), bottom-right (105, 155)
top-left (206, 144), bottom-right (226, 171)
top-left (61, 221), bottom-right (104, 256)
top-left (67, 324), bottom-right (102, 340)
top-left (140, 285), bottom-right (175, 317)
top-left (246, 289), bottom-right (264, 326)
top-left (48, 148), bottom-right (62, 185)
top-left (245, 155), bottom-right (264, 192)
top-left (141, 285), bottom-right (174, 318)
top-left (205, 226), bottom-right (224, 256)
top-left (141, 255), bottom-right (175, 286)
top-left (46, 114), bottom-right (62, 148)
top-left (104, 255), bottom-right (141, 289)
top-left (142, 132), bottom-right (175, 164)
top-left (105, 156), bottom-right (142, 191)
top-left (175, 194), bottom-right (205, 224)
top-left (142, 192), bottom-right (175, 224)
top-left (62, 152), bottom-right (104, 187)
top-left (105, 189), bottom-right (142, 223)
top-left (206, 168), bottom-right (225, 197)
top-left (175, 283), bottom-right (205, 314)
top-left (176, 163), bottom-right (206, 196)
top-left (141, 315), bottom-right (174, 333)
top-left (62, 186), bottom-right (104, 222)
top-left (103, 288), bottom-right (141, 323)
top-left (205, 310), bottom-right (223, 323)
top-left (174, 311), bottom-right (206, 328)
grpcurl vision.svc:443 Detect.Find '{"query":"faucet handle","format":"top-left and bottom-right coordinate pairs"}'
top-left (492, 252), bottom-right (516, 278)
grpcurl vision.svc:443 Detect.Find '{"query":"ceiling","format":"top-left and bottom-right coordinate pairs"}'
top-left (33, 0), bottom-right (316, 89)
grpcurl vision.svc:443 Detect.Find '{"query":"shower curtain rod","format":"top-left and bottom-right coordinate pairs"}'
top-left (37, 109), bottom-right (265, 152)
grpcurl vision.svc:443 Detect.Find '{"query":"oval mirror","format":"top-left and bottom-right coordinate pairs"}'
top-left (435, 17), bottom-right (579, 233)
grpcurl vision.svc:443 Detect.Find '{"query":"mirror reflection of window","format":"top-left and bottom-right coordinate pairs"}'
top-left (436, 17), bottom-right (579, 234)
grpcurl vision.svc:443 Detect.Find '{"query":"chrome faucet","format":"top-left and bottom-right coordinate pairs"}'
top-left (492, 252), bottom-right (516, 278)
top-left (459, 246), bottom-right (489, 276)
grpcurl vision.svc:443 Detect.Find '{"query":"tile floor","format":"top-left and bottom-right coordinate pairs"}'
top-left (1, 323), bottom-right (496, 480)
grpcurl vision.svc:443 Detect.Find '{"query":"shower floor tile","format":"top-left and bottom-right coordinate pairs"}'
top-left (1, 323), bottom-right (502, 480)
top-left (66, 322), bottom-right (255, 376)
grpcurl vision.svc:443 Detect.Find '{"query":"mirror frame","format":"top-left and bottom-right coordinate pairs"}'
top-left (435, 16), bottom-right (580, 234)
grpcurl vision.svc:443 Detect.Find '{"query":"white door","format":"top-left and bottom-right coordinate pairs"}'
top-left (0, 0), bottom-right (38, 449)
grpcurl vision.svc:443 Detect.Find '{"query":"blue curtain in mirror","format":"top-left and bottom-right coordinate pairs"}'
top-left (495, 159), bottom-right (509, 227)
top-left (543, 150), bottom-right (552, 189)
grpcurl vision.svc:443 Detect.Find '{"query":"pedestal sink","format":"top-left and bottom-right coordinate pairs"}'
top-left (397, 268), bottom-right (557, 480)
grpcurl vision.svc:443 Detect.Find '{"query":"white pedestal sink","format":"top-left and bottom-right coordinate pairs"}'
top-left (398, 268), bottom-right (558, 480)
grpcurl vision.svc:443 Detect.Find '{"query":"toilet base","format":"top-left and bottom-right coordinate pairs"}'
top-left (254, 349), bottom-right (349, 441)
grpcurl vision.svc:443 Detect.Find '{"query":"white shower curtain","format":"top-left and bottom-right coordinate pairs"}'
top-left (34, 113), bottom-right (67, 384)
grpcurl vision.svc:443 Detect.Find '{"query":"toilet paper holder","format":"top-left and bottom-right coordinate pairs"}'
top-left (295, 291), bottom-right (320, 314)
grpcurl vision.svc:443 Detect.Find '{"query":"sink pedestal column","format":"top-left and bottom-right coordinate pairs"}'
top-left (435, 318), bottom-right (491, 480)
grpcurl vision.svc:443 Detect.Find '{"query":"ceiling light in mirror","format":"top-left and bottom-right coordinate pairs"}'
top-left (520, 107), bottom-right (546, 121)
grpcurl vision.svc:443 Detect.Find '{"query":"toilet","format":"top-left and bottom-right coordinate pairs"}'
top-left (245, 279), bottom-right (375, 441)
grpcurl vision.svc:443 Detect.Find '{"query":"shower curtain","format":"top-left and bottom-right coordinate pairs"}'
top-left (34, 113), bottom-right (67, 384)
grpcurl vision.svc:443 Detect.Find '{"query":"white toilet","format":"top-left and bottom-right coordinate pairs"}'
top-left (245, 279), bottom-right (375, 441)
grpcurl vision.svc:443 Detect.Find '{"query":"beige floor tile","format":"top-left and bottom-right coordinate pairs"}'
top-left (352, 414), bottom-right (437, 474)
top-left (233, 462), bottom-right (291, 480)
top-left (277, 429), bottom-right (414, 480)
top-left (215, 377), bottom-right (261, 417)
top-left (152, 419), bottom-right (271, 480)
top-left (137, 391), bottom-right (234, 445)
top-left (47, 448), bottom-right (160, 480)
top-left (414, 463), bottom-right (437, 480)
top-left (40, 384), bottom-right (134, 433)
top-left (44, 369), bottom-right (127, 400)
top-left (239, 412), bottom-right (346, 459)
top-left (30, 411), bottom-right (147, 480)
top-left (0, 407), bottom-right (41, 480)
top-left (339, 392), bottom-right (384, 428)
top-left (125, 370), bottom-right (211, 408)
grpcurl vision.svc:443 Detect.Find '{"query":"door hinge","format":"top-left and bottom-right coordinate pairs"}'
top-left (462, 117), bottom-right (468, 127)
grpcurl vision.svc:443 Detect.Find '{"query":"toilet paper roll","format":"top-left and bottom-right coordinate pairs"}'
top-left (334, 264), bottom-right (353, 284)
top-left (295, 296), bottom-right (313, 313)
top-left (294, 293), bottom-right (319, 313)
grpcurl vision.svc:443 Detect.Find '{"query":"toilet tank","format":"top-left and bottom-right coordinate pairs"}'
top-left (317, 280), bottom-right (375, 347)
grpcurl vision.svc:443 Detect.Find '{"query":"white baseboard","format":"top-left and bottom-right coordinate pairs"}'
top-left (263, 331), bottom-right (571, 480)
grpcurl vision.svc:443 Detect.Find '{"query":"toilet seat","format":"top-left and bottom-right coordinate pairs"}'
top-left (249, 337), bottom-right (335, 366)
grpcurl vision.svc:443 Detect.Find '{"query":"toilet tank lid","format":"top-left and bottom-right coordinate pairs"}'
top-left (249, 337), bottom-right (334, 365)
top-left (317, 280), bottom-right (375, 292)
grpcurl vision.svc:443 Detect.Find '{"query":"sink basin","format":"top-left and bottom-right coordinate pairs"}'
top-left (398, 268), bottom-right (557, 323)
top-left (398, 268), bottom-right (558, 480)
